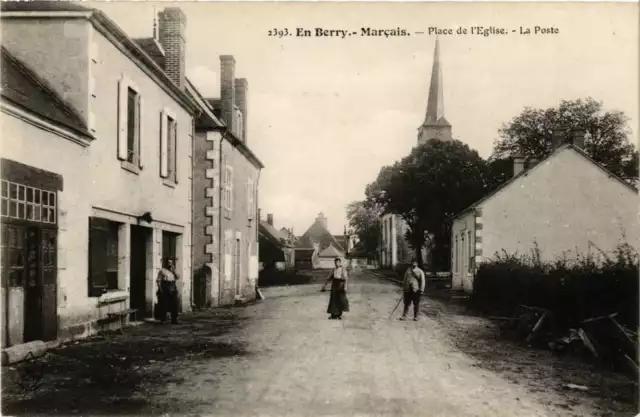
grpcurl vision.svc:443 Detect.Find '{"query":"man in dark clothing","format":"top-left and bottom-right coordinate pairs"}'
top-left (400, 260), bottom-right (425, 321)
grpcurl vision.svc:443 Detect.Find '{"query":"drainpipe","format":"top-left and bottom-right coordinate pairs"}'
top-left (190, 117), bottom-right (196, 310)
top-left (255, 167), bottom-right (261, 290)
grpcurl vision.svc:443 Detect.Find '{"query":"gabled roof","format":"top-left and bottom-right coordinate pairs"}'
top-left (318, 244), bottom-right (345, 258)
top-left (295, 218), bottom-right (345, 252)
top-left (133, 37), bottom-right (165, 69)
top-left (259, 220), bottom-right (292, 248)
top-left (453, 144), bottom-right (639, 220)
top-left (1, 47), bottom-right (93, 139)
top-left (333, 235), bottom-right (348, 250)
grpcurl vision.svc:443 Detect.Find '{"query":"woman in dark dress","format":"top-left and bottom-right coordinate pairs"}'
top-left (320, 258), bottom-right (350, 320)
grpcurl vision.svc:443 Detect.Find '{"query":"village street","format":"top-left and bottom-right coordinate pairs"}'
top-left (2, 271), bottom-right (635, 417)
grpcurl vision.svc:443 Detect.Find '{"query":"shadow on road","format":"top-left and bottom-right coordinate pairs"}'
top-left (2, 308), bottom-right (251, 415)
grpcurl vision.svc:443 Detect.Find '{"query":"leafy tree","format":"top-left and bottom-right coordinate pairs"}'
top-left (368, 139), bottom-right (490, 269)
top-left (345, 200), bottom-right (381, 260)
top-left (492, 97), bottom-right (638, 182)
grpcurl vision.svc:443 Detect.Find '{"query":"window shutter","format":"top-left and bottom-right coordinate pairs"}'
top-left (173, 121), bottom-right (178, 183)
top-left (88, 217), bottom-right (109, 297)
top-left (229, 170), bottom-right (233, 212)
top-left (117, 79), bottom-right (127, 160)
top-left (137, 95), bottom-right (144, 169)
top-left (160, 111), bottom-right (168, 178)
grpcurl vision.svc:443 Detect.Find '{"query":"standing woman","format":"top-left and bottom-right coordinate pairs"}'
top-left (321, 258), bottom-right (350, 320)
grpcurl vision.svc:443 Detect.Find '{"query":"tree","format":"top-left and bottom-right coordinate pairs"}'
top-left (345, 200), bottom-right (381, 260)
top-left (492, 97), bottom-right (638, 182)
top-left (368, 139), bottom-right (490, 269)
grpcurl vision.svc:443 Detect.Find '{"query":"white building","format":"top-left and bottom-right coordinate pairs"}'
top-left (451, 132), bottom-right (640, 292)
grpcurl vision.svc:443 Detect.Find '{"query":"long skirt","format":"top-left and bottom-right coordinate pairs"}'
top-left (327, 279), bottom-right (350, 316)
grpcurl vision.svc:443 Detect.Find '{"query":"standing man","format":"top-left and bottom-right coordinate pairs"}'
top-left (400, 260), bottom-right (425, 321)
top-left (157, 258), bottom-right (180, 324)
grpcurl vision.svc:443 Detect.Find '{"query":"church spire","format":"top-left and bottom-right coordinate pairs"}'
top-left (424, 37), bottom-right (444, 125)
top-left (418, 37), bottom-right (453, 145)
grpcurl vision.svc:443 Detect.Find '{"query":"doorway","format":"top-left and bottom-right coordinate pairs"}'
top-left (129, 225), bottom-right (149, 318)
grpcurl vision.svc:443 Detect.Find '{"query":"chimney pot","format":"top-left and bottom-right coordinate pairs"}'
top-left (513, 157), bottom-right (525, 177)
top-left (158, 7), bottom-right (187, 90)
top-left (267, 213), bottom-right (274, 226)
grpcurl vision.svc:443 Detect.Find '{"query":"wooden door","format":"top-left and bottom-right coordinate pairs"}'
top-left (130, 226), bottom-right (148, 317)
top-left (40, 228), bottom-right (57, 341)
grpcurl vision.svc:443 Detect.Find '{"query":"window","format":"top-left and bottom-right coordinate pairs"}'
top-left (222, 156), bottom-right (233, 218)
top-left (160, 109), bottom-right (178, 184)
top-left (236, 109), bottom-right (244, 139)
top-left (247, 179), bottom-right (255, 221)
top-left (88, 217), bottom-right (120, 297)
top-left (1, 180), bottom-right (56, 224)
top-left (118, 77), bottom-right (143, 172)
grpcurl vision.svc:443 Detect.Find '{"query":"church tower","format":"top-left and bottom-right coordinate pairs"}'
top-left (418, 38), bottom-right (453, 145)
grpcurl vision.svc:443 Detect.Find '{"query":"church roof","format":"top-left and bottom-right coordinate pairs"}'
top-left (423, 38), bottom-right (445, 127)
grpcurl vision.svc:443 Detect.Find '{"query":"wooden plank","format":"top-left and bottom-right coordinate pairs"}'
top-left (580, 312), bottom-right (618, 324)
top-left (526, 311), bottom-right (549, 344)
top-left (609, 316), bottom-right (637, 351)
top-left (624, 355), bottom-right (639, 377)
top-left (578, 328), bottom-right (599, 358)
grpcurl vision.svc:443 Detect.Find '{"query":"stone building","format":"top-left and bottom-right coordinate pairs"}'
top-left (1, 2), bottom-right (198, 346)
top-left (187, 55), bottom-right (263, 307)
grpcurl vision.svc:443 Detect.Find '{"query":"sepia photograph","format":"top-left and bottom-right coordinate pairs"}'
top-left (0, 1), bottom-right (638, 416)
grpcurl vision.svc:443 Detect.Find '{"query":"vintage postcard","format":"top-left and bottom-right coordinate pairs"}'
top-left (0, 1), bottom-right (638, 416)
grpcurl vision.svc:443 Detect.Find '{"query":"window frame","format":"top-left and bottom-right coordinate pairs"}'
top-left (118, 75), bottom-right (143, 174)
top-left (247, 179), bottom-right (255, 222)
top-left (87, 217), bottom-right (121, 297)
top-left (160, 107), bottom-right (179, 186)
top-left (1, 180), bottom-right (56, 225)
top-left (223, 165), bottom-right (233, 218)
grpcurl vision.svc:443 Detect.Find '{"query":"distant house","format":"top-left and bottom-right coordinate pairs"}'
top-left (295, 212), bottom-right (347, 269)
top-left (259, 213), bottom-right (295, 271)
top-left (451, 131), bottom-right (640, 292)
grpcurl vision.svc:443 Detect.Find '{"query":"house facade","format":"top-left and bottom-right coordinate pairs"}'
top-left (451, 133), bottom-right (640, 292)
top-left (190, 55), bottom-right (263, 308)
top-left (1, 3), bottom-right (198, 346)
top-left (259, 213), bottom-right (295, 272)
top-left (379, 213), bottom-right (413, 268)
top-left (295, 213), bottom-right (347, 269)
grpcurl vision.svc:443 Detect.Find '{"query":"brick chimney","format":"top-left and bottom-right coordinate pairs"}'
top-left (235, 78), bottom-right (248, 143)
top-left (513, 157), bottom-right (525, 177)
top-left (220, 55), bottom-right (236, 132)
top-left (316, 212), bottom-right (328, 229)
top-left (267, 213), bottom-right (274, 226)
top-left (158, 8), bottom-right (187, 90)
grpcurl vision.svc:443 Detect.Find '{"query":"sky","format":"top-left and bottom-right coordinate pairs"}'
top-left (89, 1), bottom-right (638, 235)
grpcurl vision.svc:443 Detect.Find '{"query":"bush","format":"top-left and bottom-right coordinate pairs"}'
top-left (471, 243), bottom-right (639, 329)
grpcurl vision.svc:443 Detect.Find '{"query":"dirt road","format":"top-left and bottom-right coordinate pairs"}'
top-left (2, 271), bottom-right (636, 416)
